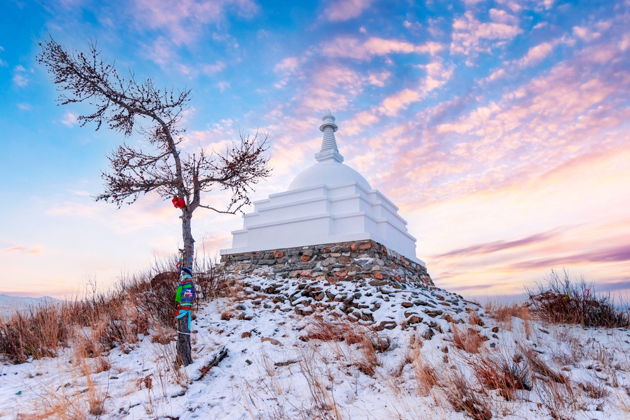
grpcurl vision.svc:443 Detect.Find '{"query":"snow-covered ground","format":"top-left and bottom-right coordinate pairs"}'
top-left (1, 274), bottom-right (629, 419)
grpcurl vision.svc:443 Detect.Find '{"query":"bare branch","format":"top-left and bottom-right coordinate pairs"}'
top-left (38, 38), bottom-right (271, 233)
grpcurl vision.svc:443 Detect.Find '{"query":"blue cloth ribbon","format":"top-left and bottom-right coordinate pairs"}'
top-left (176, 309), bottom-right (192, 331)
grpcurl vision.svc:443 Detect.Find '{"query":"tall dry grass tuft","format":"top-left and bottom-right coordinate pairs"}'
top-left (519, 344), bottom-right (567, 385)
top-left (301, 318), bottom-right (364, 345)
top-left (16, 391), bottom-right (87, 420)
top-left (488, 303), bottom-right (532, 337)
top-left (0, 257), bottom-right (222, 364)
top-left (298, 348), bottom-right (342, 420)
top-left (469, 353), bottom-right (531, 400)
top-left (528, 269), bottom-right (630, 328)
top-left (355, 332), bottom-right (379, 376)
top-left (407, 338), bottom-right (437, 396)
top-left (452, 324), bottom-right (485, 354)
top-left (536, 379), bottom-right (576, 420)
top-left (443, 373), bottom-right (492, 420)
top-left (0, 305), bottom-right (70, 363)
top-left (302, 318), bottom-right (381, 376)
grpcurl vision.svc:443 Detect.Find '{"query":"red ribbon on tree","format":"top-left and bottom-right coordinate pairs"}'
top-left (172, 197), bottom-right (186, 209)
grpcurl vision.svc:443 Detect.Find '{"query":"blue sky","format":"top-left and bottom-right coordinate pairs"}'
top-left (1, 0), bottom-right (629, 299)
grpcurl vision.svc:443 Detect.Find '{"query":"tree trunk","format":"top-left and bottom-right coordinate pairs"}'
top-left (177, 211), bottom-right (195, 366)
top-left (176, 316), bottom-right (193, 366)
top-left (182, 212), bottom-right (195, 271)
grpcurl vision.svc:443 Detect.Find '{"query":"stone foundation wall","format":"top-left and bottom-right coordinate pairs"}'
top-left (220, 240), bottom-right (433, 287)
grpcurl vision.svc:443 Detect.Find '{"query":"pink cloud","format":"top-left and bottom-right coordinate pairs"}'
top-left (422, 59), bottom-right (454, 92)
top-left (61, 112), bottom-right (78, 127)
top-left (378, 89), bottom-right (421, 117)
top-left (133, 0), bottom-right (259, 44)
top-left (274, 56), bottom-right (301, 73)
top-left (46, 193), bottom-right (177, 234)
top-left (322, 0), bottom-right (374, 22)
top-left (366, 71), bottom-right (391, 87)
top-left (339, 59), bottom-right (453, 135)
top-left (451, 11), bottom-right (522, 56)
top-left (489, 8), bottom-right (518, 25)
top-left (343, 111), bottom-right (380, 135)
top-left (198, 233), bottom-right (231, 254)
top-left (354, 25), bottom-right (630, 213)
top-left (573, 26), bottom-right (602, 42)
top-left (515, 40), bottom-right (557, 67)
top-left (482, 40), bottom-right (558, 84)
top-left (298, 64), bottom-right (365, 112)
top-left (2, 245), bottom-right (44, 255)
top-left (202, 61), bottom-right (226, 74)
top-left (322, 36), bottom-right (443, 60)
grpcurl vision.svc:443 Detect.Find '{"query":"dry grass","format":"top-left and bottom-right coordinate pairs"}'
top-left (16, 391), bottom-right (87, 420)
top-left (519, 344), bottom-right (567, 384)
top-left (528, 269), bottom-right (630, 328)
top-left (0, 257), bottom-right (221, 364)
top-left (579, 381), bottom-right (609, 399)
top-left (301, 318), bottom-right (364, 345)
top-left (150, 325), bottom-right (176, 345)
top-left (298, 348), bottom-right (342, 419)
top-left (354, 332), bottom-right (379, 376)
top-left (412, 356), bottom-right (438, 396)
top-left (452, 324), bottom-right (485, 353)
top-left (443, 373), bottom-right (492, 420)
top-left (536, 379), bottom-right (575, 420)
top-left (301, 319), bottom-right (382, 377)
top-left (487, 303), bottom-right (532, 337)
top-left (76, 344), bottom-right (108, 417)
top-left (468, 310), bottom-right (484, 326)
top-left (469, 353), bottom-right (531, 401)
top-left (489, 304), bottom-right (530, 323)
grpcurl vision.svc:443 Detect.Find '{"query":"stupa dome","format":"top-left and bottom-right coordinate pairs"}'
top-left (289, 161), bottom-right (371, 191)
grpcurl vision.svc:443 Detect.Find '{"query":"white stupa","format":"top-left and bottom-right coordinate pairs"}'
top-left (221, 113), bottom-right (423, 264)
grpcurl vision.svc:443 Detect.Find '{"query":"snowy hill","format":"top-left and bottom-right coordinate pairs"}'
top-left (1, 272), bottom-right (629, 419)
top-left (0, 294), bottom-right (56, 319)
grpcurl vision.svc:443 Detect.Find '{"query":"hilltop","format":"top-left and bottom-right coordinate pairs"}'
top-left (1, 263), bottom-right (629, 419)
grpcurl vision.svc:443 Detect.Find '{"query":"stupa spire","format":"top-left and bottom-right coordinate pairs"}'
top-left (315, 111), bottom-right (344, 163)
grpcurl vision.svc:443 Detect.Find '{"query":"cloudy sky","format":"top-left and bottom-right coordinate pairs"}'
top-left (1, 0), bottom-right (628, 301)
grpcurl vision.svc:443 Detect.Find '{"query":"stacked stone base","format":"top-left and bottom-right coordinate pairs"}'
top-left (220, 240), bottom-right (432, 287)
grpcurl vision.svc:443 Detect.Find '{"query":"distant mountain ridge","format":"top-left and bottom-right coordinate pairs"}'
top-left (0, 294), bottom-right (57, 319)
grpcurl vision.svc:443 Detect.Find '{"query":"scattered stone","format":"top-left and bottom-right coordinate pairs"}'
top-left (424, 310), bottom-right (443, 318)
top-left (422, 328), bottom-right (435, 340)
top-left (369, 279), bottom-right (387, 286)
top-left (261, 337), bottom-right (282, 346)
top-left (371, 336), bottom-right (391, 352)
top-left (376, 320), bottom-right (397, 330)
top-left (442, 314), bottom-right (455, 323)
top-left (275, 359), bottom-right (300, 367)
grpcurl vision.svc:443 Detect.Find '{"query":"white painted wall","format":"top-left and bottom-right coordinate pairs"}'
top-left (221, 182), bottom-right (422, 264)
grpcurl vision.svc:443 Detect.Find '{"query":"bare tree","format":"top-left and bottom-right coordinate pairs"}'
top-left (38, 38), bottom-right (271, 365)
